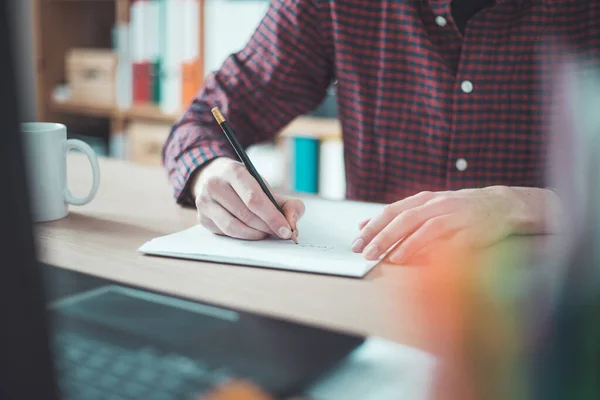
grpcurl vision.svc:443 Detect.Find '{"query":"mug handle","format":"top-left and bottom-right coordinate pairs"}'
top-left (63, 139), bottom-right (100, 206)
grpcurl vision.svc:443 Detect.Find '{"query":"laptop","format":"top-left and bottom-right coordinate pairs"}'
top-left (0, 5), bottom-right (363, 400)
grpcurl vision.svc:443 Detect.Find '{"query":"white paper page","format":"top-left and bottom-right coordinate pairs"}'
top-left (304, 337), bottom-right (438, 400)
top-left (138, 197), bottom-right (386, 277)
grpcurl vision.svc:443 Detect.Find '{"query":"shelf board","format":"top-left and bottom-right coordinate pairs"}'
top-left (51, 99), bottom-right (114, 118)
top-left (50, 99), bottom-right (341, 140)
top-left (51, 99), bottom-right (180, 123)
top-left (280, 116), bottom-right (341, 140)
top-left (119, 103), bottom-right (180, 123)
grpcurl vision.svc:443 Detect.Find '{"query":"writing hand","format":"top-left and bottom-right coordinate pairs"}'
top-left (193, 157), bottom-right (305, 240)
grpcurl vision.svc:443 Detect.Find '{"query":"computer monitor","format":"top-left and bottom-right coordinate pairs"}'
top-left (0, 2), bottom-right (61, 399)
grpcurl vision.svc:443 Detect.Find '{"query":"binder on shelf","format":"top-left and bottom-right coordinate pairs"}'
top-left (279, 135), bottom-right (294, 193)
top-left (292, 136), bottom-right (320, 194)
top-left (182, 61), bottom-right (201, 107)
top-left (160, 0), bottom-right (184, 114)
top-left (319, 137), bottom-right (346, 200)
top-left (131, 0), bottom-right (151, 104)
top-left (147, 0), bottom-right (161, 104)
top-left (181, 0), bottom-right (201, 107)
top-left (113, 22), bottom-right (132, 110)
top-left (246, 143), bottom-right (284, 190)
top-left (109, 131), bottom-right (128, 160)
top-left (126, 0), bottom-right (201, 113)
top-left (132, 63), bottom-right (151, 104)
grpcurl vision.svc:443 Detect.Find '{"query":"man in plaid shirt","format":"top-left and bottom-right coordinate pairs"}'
top-left (162, 0), bottom-right (585, 263)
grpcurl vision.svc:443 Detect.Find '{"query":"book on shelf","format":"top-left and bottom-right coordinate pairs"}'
top-left (283, 134), bottom-right (345, 200)
top-left (130, 0), bottom-right (151, 104)
top-left (292, 136), bottom-right (320, 194)
top-left (318, 136), bottom-right (346, 200)
top-left (114, 0), bottom-right (202, 114)
top-left (182, 0), bottom-right (201, 107)
top-left (286, 81), bottom-right (342, 198)
top-left (113, 22), bottom-right (132, 109)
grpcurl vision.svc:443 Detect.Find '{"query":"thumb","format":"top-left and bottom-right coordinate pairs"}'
top-left (277, 196), bottom-right (305, 231)
top-left (262, 179), bottom-right (304, 231)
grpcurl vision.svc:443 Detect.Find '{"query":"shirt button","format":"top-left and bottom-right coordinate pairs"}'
top-left (455, 158), bottom-right (468, 172)
top-left (435, 16), bottom-right (447, 27)
top-left (461, 80), bottom-right (474, 93)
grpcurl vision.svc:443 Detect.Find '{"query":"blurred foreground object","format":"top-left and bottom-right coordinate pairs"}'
top-left (418, 54), bottom-right (600, 400)
top-left (529, 56), bottom-right (600, 400)
top-left (200, 380), bottom-right (274, 400)
top-left (416, 240), bottom-right (533, 400)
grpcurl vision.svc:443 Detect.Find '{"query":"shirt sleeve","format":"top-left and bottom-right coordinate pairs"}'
top-left (162, 0), bottom-right (334, 206)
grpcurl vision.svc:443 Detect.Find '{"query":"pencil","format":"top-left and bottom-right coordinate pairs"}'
top-left (211, 107), bottom-right (298, 244)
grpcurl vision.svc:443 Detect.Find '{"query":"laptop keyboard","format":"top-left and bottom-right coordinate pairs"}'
top-left (52, 331), bottom-right (233, 400)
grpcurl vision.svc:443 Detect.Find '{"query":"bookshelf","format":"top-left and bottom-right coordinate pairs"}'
top-left (33, 0), bottom-right (204, 153)
top-left (33, 0), bottom-right (342, 188)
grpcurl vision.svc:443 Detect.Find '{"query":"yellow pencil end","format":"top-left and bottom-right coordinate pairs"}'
top-left (211, 107), bottom-right (225, 124)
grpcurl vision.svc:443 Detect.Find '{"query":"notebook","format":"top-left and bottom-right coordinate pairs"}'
top-left (138, 197), bottom-right (386, 277)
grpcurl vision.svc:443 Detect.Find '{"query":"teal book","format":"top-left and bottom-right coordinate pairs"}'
top-left (152, 59), bottom-right (161, 103)
top-left (293, 137), bottom-right (319, 194)
top-left (149, 0), bottom-right (162, 104)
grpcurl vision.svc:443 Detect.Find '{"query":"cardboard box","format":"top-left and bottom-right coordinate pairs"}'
top-left (66, 48), bottom-right (117, 107)
top-left (126, 120), bottom-right (171, 166)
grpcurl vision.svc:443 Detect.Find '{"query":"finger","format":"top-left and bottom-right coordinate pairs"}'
top-left (278, 197), bottom-right (305, 228)
top-left (203, 201), bottom-right (268, 240)
top-left (352, 191), bottom-right (438, 253)
top-left (358, 218), bottom-right (370, 230)
top-left (278, 197), bottom-right (305, 242)
top-left (198, 214), bottom-right (225, 235)
top-left (266, 182), bottom-right (306, 227)
top-left (361, 202), bottom-right (452, 260)
top-left (227, 165), bottom-right (292, 239)
top-left (388, 215), bottom-right (465, 264)
top-left (212, 182), bottom-right (274, 235)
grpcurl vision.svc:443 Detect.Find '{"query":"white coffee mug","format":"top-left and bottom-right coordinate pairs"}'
top-left (21, 122), bottom-right (100, 222)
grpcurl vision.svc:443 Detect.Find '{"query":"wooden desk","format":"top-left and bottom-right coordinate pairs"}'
top-left (35, 155), bottom-right (550, 352)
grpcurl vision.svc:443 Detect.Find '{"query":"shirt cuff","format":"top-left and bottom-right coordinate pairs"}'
top-left (171, 143), bottom-right (237, 206)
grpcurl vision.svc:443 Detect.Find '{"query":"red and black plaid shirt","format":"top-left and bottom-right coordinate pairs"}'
top-left (163, 0), bottom-right (600, 205)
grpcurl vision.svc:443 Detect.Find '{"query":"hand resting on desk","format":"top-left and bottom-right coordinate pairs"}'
top-left (192, 157), bottom-right (305, 241)
top-left (351, 186), bottom-right (562, 264)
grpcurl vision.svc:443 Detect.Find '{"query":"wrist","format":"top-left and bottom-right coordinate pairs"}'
top-left (190, 169), bottom-right (203, 200)
top-left (190, 157), bottom-right (229, 199)
top-left (494, 186), bottom-right (562, 235)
